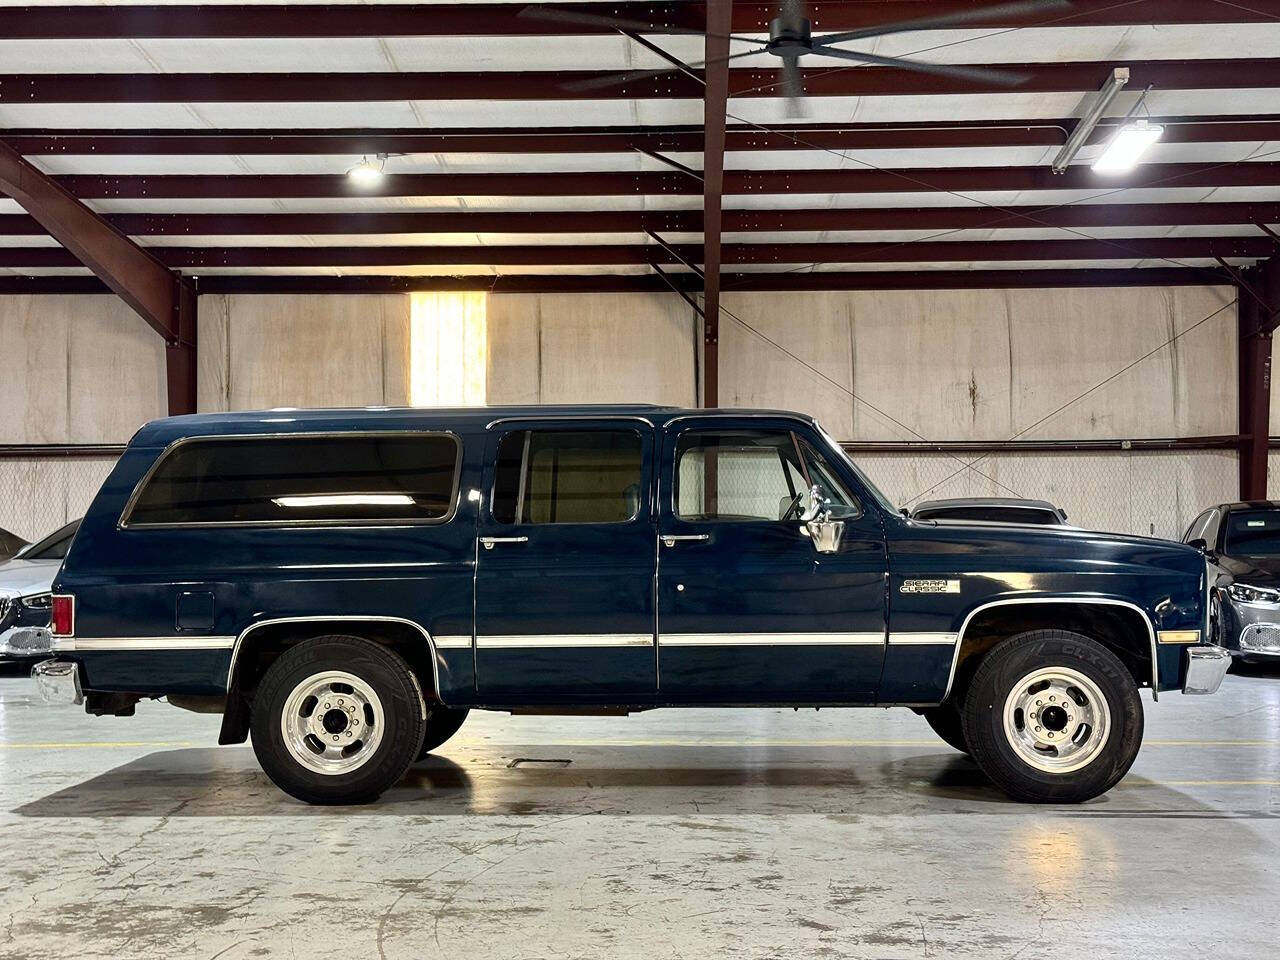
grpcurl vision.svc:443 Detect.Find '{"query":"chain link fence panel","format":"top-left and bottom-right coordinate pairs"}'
top-left (851, 449), bottom-right (1240, 540)
top-left (0, 457), bottom-right (118, 544)
top-left (0, 447), bottom-right (1252, 547)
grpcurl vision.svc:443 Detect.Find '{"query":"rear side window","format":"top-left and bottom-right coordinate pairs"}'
top-left (126, 434), bottom-right (460, 526)
top-left (491, 429), bottom-right (644, 525)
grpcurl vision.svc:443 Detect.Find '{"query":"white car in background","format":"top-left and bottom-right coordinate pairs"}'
top-left (0, 519), bottom-right (79, 663)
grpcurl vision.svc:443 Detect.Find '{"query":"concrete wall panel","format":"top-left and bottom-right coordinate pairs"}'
top-left (715, 285), bottom-right (1236, 443)
top-left (0, 295), bottom-right (165, 444)
top-left (487, 293), bottom-right (697, 406)
top-left (218, 294), bottom-right (408, 410)
top-left (851, 290), bottom-right (1014, 441)
top-left (719, 292), bottom-right (855, 438)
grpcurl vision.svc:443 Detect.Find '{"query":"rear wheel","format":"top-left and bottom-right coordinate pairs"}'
top-left (251, 635), bottom-right (426, 804)
top-left (921, 702), bottom-right (969, 753)
top-left (415, 706), bottom-right (470, 761)
top-left (962, 630), bottom-right (1143, 803)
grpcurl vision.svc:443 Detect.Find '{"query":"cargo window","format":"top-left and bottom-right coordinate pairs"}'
top-left (491, 430), bottom-right (644, 525)
top-left (125, 433), bottom-right (460, 526)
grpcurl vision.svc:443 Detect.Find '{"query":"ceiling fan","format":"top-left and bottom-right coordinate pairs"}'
top-left (521, 0), bottom-right (1069, 116)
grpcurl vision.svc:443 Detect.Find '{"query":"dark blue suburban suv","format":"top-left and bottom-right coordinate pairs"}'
top-left (34, 405), bottom-right (1227, 805)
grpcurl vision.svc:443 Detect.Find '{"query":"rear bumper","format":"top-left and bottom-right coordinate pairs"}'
top-left (1182, 645), bottom-right (1230, 695)
top-left (32, 659), bottom-right (83, 705)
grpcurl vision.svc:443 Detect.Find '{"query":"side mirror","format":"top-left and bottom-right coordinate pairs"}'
top-left (799, 484), bottom-right (845, 554)
top-left (798, 484), bottom-right (827, 522)
top-left (1188, 537), bottom-right (1208, 552)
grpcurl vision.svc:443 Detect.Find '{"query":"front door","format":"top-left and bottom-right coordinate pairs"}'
top-left (655, 418), bottom-right (887, 702)
top-left (474, 419), bottom-right (658, 701)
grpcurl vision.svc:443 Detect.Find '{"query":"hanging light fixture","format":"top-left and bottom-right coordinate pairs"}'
top-left (347, 153), bottom-right (387, 186)
top-left (1092, 120), bottom-right (1164, 174)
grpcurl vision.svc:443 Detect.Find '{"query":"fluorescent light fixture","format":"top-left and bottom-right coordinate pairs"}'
top-left (272, 494), bottom-right (415, 508)
top-left (347, 154), bottom-right (386, 185)
top-left (1092, 120), bottom-right (1164, 173)
top-left (1051, 67), bottom-right (1128, 174)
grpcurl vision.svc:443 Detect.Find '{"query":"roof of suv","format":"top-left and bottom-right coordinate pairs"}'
top-left (130, 405), bottom-right (817, 446)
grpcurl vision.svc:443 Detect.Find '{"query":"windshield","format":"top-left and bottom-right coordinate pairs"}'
top-left (15, 519), bottom-right (80, 561)
top-left (1223, 509), bottom-right (1280, 556)
top-left (0, 527), bottom-right (28, 560)
top-left (815, 425), bottom-right (898, 517)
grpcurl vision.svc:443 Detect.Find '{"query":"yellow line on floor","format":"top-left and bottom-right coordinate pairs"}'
top-left (0, 738), bottom-right (1273, 751)
top-left (0, 741), bottom-right (196, 750)
top-left (521, 738), bottom-right (1278, 748)
top-left (1134, 779), bottom-right (1280, 786)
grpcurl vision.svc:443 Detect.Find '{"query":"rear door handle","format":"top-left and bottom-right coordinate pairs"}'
top-left (661, 534), bottom-right (710, 547)
top-left (479, 536), bottom-right (529, 550)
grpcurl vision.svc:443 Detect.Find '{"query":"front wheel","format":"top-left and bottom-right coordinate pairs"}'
top-left (250, 636), bottom-right (427, 805)
top-left (962, 630), bottom-right (1143, 803)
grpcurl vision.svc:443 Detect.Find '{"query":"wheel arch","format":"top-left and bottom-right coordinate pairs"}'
top-left (218, 615), bottom-right (443, 745)
top-left (944, 598), bottom-right (1157, 705)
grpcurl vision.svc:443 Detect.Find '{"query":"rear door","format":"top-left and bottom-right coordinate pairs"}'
top-left (473, 419), bottom-right (658, 701)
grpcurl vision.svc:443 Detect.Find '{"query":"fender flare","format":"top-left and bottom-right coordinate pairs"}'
top-left (943, 596), bottom-right (1158, 702)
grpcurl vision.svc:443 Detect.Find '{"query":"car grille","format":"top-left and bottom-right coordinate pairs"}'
top-left (1239, 623), bottom-right (1280, 655)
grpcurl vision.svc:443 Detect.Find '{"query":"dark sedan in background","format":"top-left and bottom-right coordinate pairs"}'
top-left (912, 497), bottom-right (1069, 526)
top-left (1183, 501), bottom-right (1280, 662)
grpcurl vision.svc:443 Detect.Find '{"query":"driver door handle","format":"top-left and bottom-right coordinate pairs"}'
top-left (480, 536), bottom-right (529, 550)
top-left (661, 534), bottom-right (710, 547)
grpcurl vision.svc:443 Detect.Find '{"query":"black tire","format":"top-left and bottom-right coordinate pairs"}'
top-left (250, 635), bottom-right (427, 805)
top-left (921, 702), bottom-right (969, 754)
top-left (962, 630), bottom-right (1143, 804)
top-left (414, 706), bottom-right (470, 761)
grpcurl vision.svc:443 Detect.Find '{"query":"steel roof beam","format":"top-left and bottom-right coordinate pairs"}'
top-left (0, 267), bottom-right (1230, 296)
top-left (4, 60), bottom-right (1279, 102)
top-left (0, 236), bottom-right (1270, 268)
top-left (9, 116), bottom-right (1280, 155)
top-left (41, 161), bottom-right (1280, 199)
top-left (1, 202), bottom-right (1275, 237)
top-left (0, 2), bottom-right (1266, 39)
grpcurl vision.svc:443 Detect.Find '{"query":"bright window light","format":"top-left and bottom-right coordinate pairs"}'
top-left (272, 494), bottom-right (415, 508)
top-left (1092, 120), bottom-right (1164, 173)
top-left (410, 291), bottom-right (487, 407)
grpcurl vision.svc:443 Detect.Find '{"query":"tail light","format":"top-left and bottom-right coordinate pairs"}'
top-left (50, 595), bottom-right (75, 636)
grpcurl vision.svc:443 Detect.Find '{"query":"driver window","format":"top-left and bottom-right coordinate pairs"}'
top-left (675, 431), bottom-right (805, 522)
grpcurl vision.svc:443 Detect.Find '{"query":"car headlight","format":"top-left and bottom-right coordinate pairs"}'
top-left (1227, 582), bottom-right (1280, 605)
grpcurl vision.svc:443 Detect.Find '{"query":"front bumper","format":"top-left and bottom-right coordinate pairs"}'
top-left (1236, 623), bottom-right (1280, 658)
top-left (0, 625), bottom-right (52, 658)
top-left (1183, 645), bottom-right (1231, 695)
top-left (32, 659), bottom-right (83, 705)
top-left (1219, 594), bottom-right (1280, 658)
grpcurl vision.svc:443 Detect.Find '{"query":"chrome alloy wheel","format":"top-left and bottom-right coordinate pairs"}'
top-left (281, 670), bottom-right (385, 775)
top-left (1001, 666), bottom-right (1111, 774)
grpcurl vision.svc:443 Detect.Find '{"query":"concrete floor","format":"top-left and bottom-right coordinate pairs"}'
top-left (1, 666), bottom-right (1277, 960)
